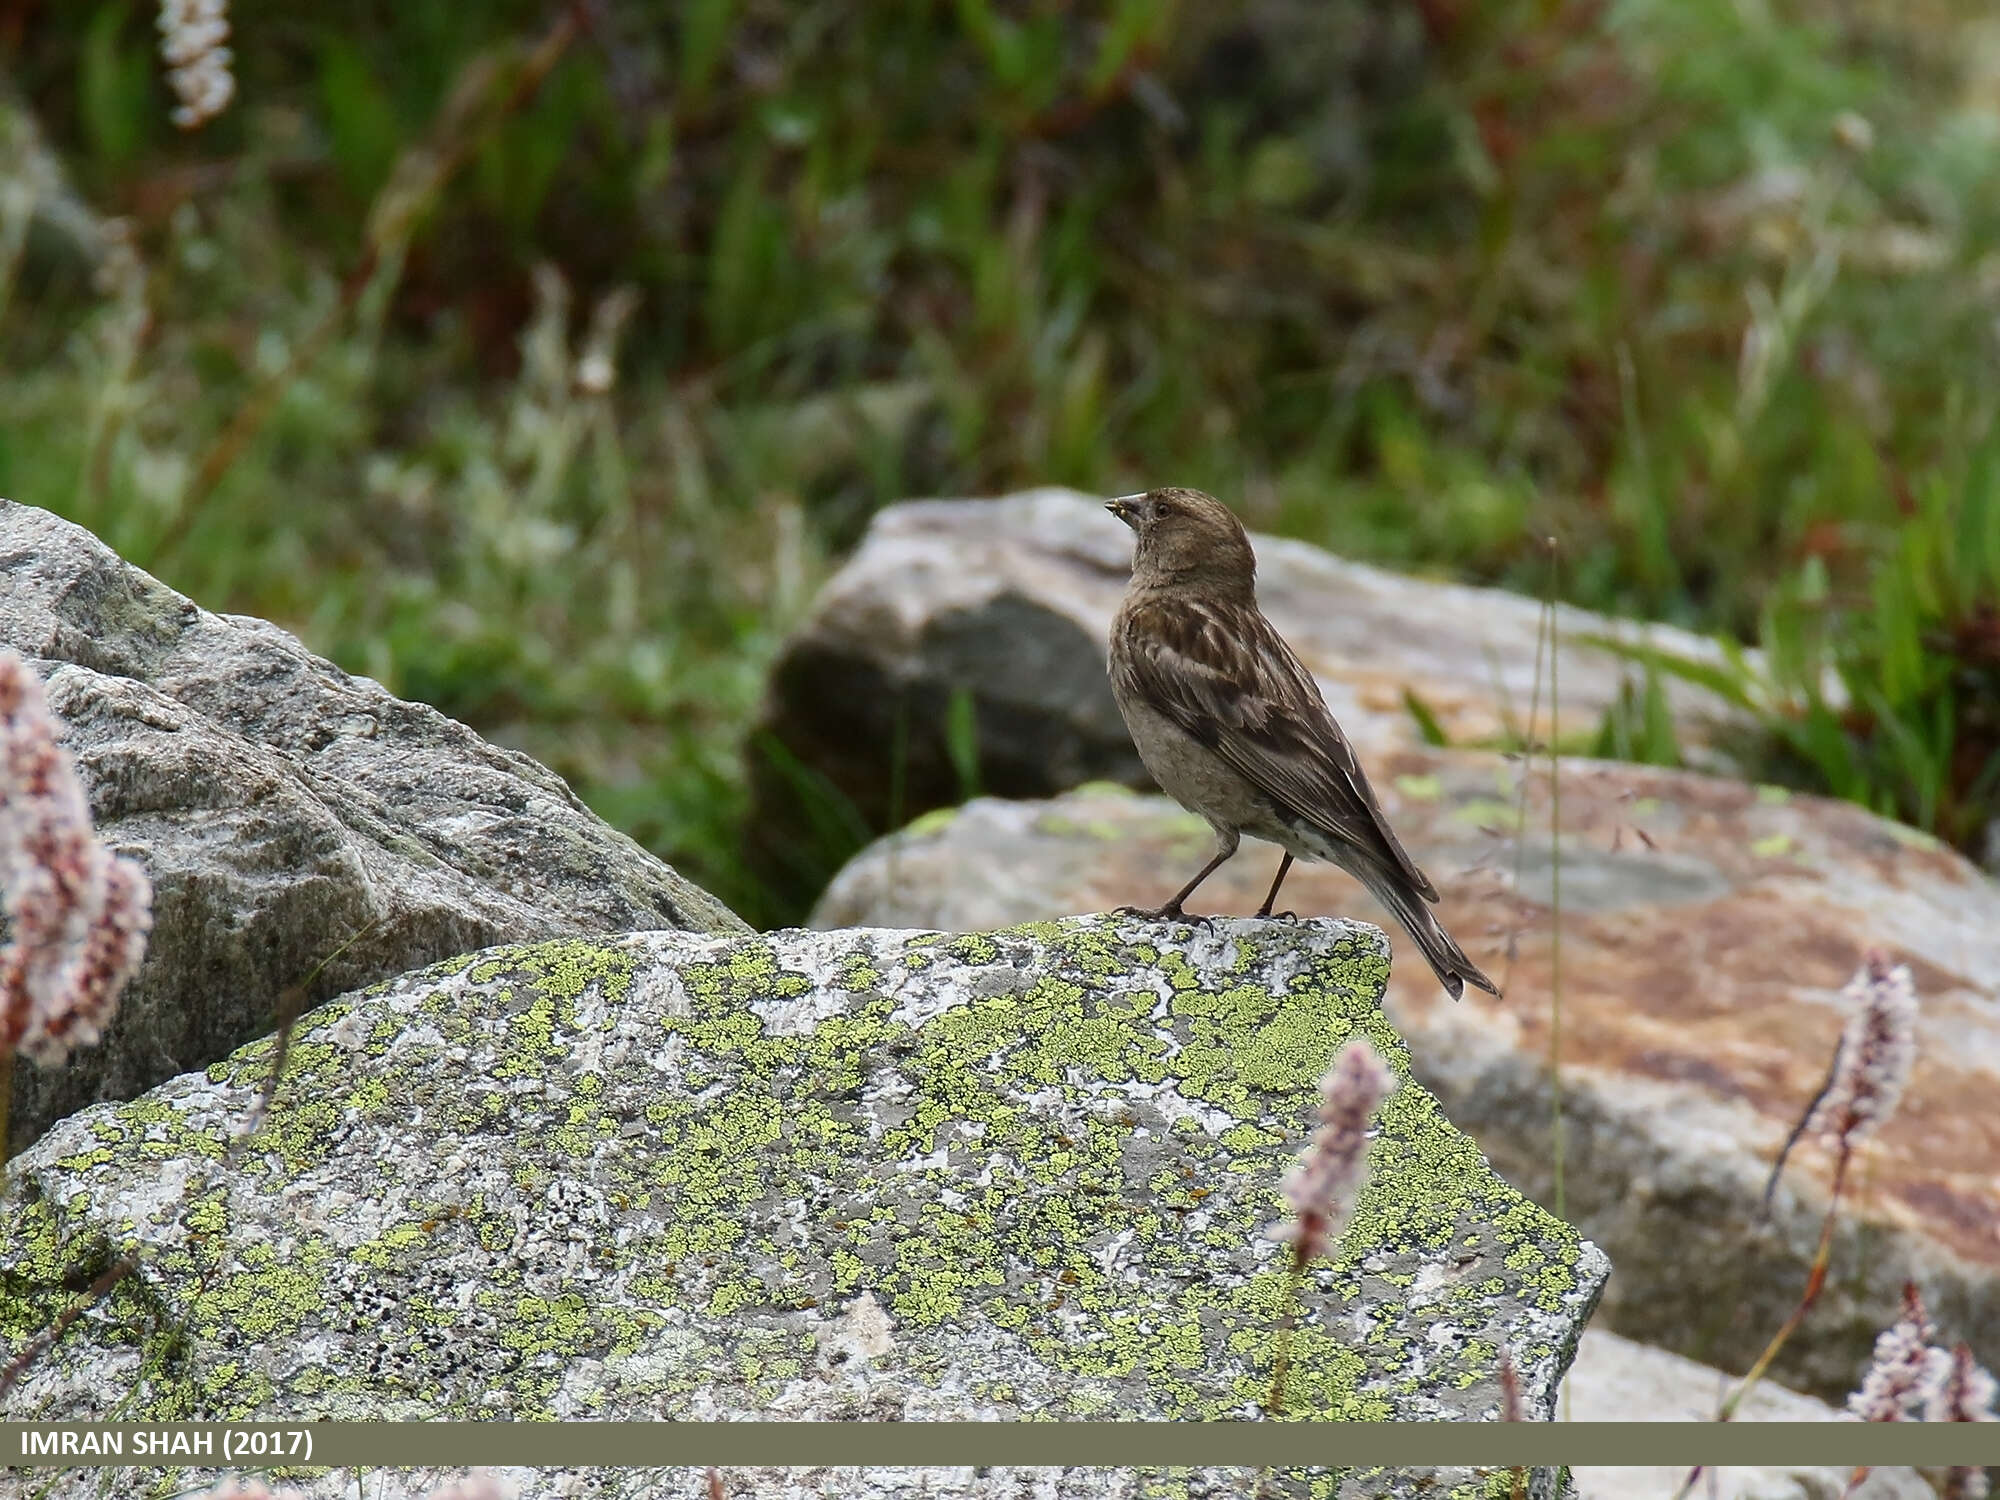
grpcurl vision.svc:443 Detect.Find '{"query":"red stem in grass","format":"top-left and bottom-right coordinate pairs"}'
top-left (1720, 1143), bottom-right (1853, 1421)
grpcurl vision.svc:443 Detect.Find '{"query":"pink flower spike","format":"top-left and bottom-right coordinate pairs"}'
top-left (1924, 1342), bottom-right (1998, 1500)
top-left (1808, 949), bottom-right (1917, 1152)
top-left (1923, 1342), bottom-right (1999, 1424)
top-left (156, 0), bottom-right (235, 129)
top-left (0, 651), bottom-right (152, 1067)
top-left (1498, 1346), bottom-right (1526, 1422)
top-left (19, 854), bottom-right (152, 1065)
top-left (1845, 1282), bottom-right (1941, 1422)
top-left (1278, 1038), bottom-right (1397, 1263)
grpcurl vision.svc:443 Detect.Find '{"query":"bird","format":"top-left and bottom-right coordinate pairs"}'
top-left (1103, 486), bottom-right (1500, 1001)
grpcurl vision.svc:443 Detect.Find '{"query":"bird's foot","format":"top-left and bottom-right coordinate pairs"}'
top-left (1114, 903), bottom-right (1216, 932)
top-left (1256, 907), bottom-right (1301, 923)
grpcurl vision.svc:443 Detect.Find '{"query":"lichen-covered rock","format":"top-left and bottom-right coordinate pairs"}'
top-left (745, 488), bottom-right (1749, 912)
top-left (811, 770), bottom-right (2000, 1400)
top-left (0, 918), bottom-right (1605, 1498)
top-left (0, 499), bottom-right (747, 1155)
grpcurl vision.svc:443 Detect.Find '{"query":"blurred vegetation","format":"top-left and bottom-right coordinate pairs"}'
top-left (2, 0), bottom-right (1999, 925)
top-left (1605, 424), bottom-right (2000, 855)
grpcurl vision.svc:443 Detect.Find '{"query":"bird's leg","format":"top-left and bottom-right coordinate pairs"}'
top-left (1255, 853), bottom-right (1298, 920)
top-left (1117, 837), bottom-right (1236, 927)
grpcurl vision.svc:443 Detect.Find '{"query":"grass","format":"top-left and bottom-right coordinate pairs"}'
top-left (2, 0), bottom-right (1999, 924)
top-left (1598, 423), bottom-right (2000, 853)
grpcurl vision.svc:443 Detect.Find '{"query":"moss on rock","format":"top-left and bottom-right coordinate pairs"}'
top-left (0, 916), bottom-right (1604, 1497)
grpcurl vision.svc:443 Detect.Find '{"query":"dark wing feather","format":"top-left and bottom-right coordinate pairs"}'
top-left (1116, 595), bottom-right (1439, 903)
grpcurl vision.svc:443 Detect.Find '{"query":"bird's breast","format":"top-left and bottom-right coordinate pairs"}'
top-left (1111, 689), bottom-right (1274, 833)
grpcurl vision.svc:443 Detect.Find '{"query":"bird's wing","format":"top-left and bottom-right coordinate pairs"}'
top-left (1118, 595), bottom-right (1440, 903)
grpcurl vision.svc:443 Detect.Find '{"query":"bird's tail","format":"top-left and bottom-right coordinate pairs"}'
top-left (1358, 865), bottom-right (1501, 1002)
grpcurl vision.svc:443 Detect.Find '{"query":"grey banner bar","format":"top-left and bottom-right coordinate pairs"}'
top-left (4, 1422), bottom-right (1999, 1468)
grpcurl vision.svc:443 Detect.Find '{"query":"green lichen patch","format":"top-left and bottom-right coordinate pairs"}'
top-left (0, 917), bottom-right (1604, 1433)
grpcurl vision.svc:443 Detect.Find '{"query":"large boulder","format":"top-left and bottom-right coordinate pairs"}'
top-left (812, 762), bottom-right (2000, 1400)
top-left (1564, 1331), bottom-right (1930, 1498)
top-left (2, 918), bottom-right (1605, 1497)
top-left (745, 489), bottom-right (1749, 914)
top-left (0, 499), bottom-right (746, 1154)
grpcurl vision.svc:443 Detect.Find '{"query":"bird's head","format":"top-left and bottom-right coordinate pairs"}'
top-left (1106, 487), bottom-right (1256, 596)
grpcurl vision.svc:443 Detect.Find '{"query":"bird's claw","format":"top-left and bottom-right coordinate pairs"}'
top-left (1256, 908), bottom-right (1301, 923)
top-left (1115, 903), bottom-right (1215, 932)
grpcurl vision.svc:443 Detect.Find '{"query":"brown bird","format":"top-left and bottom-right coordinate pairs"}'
top-left (1105, 487), bottom-right (1500, 1001)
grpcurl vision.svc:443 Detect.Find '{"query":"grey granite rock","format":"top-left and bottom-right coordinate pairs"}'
top-left (1, 918), bottom-right (1605, 1498)
top-left (0, 498), bottom-right (746, 1154)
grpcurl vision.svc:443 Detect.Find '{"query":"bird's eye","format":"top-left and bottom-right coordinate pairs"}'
top-left (1151, 501), bottom-right (1171, 520)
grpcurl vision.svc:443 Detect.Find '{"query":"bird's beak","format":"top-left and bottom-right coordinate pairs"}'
top-left (1106, 494), bottom-right (1145, 528)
